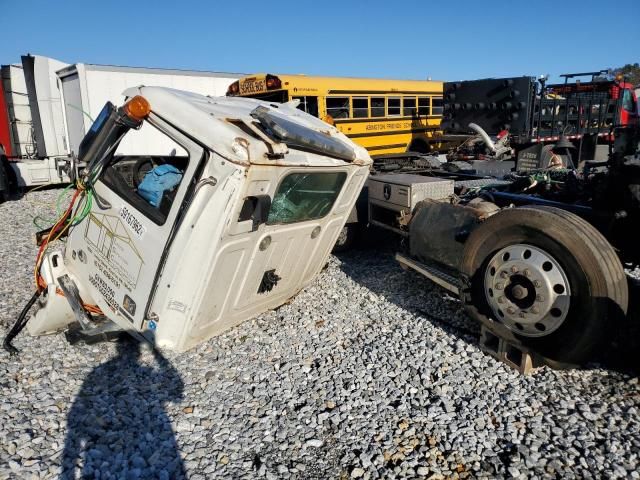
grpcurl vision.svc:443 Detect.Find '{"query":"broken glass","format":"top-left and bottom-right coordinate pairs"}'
top-left (268, 172), bottom-right (347, 224)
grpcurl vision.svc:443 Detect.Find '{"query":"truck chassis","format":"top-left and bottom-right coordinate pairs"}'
top-left (368, 121), bottom-right (639, 368)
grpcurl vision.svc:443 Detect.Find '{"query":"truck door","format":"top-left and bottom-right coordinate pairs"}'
top-left (235, 168), bottom-right (349, 303)
top-left (67, 114), bottom-right (205, 330)
top-left (186, 164), bottom-right (365, 342)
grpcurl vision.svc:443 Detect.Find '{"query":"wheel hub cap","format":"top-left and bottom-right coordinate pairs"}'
top-left (484, 244), bottom-right (571, 337)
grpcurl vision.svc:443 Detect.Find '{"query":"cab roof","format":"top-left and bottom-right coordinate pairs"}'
top-left (122, 86), bottom-right (371, 167)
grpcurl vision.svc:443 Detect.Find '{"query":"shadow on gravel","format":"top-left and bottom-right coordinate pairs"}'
top-left (335, 231), bottom-right (481, 346)
top-left (62, 337), bottom-right (185, 479)
top-left (337, 230), bottom-right (640, 377)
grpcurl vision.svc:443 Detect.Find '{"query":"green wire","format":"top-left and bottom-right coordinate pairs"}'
top-left (32, 183), bottom-right (95, 232)
top-left (70, 189), bottom-right (93, 225)
top-left (32, 184), bottom-right (76, 229)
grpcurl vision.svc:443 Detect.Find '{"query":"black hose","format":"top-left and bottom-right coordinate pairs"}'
top-left (3, 290), bottom-right (41, 356)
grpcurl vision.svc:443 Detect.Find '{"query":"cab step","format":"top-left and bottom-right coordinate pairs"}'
top-left (395, 253), bottom-right (460, 295)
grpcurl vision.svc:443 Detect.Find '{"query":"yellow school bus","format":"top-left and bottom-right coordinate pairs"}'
top-left (226, 74), bottom-right (444, 156)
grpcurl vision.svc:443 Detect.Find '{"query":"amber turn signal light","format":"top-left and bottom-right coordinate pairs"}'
top-left (124, 95), bottom-right (151, 122)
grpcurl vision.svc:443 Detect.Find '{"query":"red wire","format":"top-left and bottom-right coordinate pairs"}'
top-left (35, 189), bottom-right (81, 290)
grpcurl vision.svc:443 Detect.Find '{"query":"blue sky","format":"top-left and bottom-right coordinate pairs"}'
top-left (1, 0), bottom-right (638, 83)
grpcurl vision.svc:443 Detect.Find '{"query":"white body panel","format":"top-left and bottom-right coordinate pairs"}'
top-left (11, 157), bottom-right (68, 186)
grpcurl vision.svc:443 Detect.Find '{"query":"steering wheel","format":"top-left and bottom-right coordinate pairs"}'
top-left (133, 156), bottom-right (163, 188)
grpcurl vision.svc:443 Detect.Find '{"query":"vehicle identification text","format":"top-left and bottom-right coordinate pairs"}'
top-left (119, 206), bottom-right (146, 239)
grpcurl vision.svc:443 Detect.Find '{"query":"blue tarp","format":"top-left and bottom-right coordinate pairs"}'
top-left (137, 164), bottom-right (183, 207)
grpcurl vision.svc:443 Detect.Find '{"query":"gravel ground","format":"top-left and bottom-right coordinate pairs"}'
top-left (1, 188), bottom-right (640, 479)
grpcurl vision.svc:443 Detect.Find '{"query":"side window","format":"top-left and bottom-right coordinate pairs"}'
top-left (292, 96), bottom-right (319, 117)
top-left (326, 97), bottom-right (350, 119)
top-left (353, 97), bottom-right (369, 118)
top-left (403, 97), bottom-right (417, 116)
top-left (101, 121), bottom-right (190, 224)
top-left (432, 97), bottom-right (443, 115)
top-left (388, 97), bottom-right (401, 116)
top-left (371, 97), bottom-right (385, 117)
top-left (268, 172), bottom-right (347, 224)
top-left (418, 97), bottom-right (431, 116)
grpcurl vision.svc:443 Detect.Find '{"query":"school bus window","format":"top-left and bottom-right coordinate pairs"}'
top-left (326, 97), bottom-right (350, 119)
top-left (418, 97), bottom-right (431, 116)
top-left (432, 97), bottom-right (443, 115)
top-left (292, 96), bottom-right (319, 117)
top-left (403, 97), bottom-right (417, 116)
top-left (371, 97), bottom-right (385, 117)
top-left (388, 97), bottom-right (401, 116)
top-left (353, 97), bottom-right (369, 118)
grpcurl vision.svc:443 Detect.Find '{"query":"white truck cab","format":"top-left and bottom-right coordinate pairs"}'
top-left (25, 87), bottom-right (371, 351)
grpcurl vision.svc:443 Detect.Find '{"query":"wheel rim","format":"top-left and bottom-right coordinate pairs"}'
top-left (484, 244), bottom-right (571, 337)
top-left (336, 226), bottom-right (348, 246)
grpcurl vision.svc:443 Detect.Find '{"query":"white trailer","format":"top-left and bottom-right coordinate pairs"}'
top-left (1, 54), bottom-right (243, 194)
top-left (12, 55), bottom-right (70, 186)
top-left (56, 63), bottom-right (243, 158)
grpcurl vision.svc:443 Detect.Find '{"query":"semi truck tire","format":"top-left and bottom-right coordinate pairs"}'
top-left (332, 224), bottom-right (358, 253)
top-left (460, 205), bottom-right (628, 365)
top-left (0, 152), bottom-right (9, 203)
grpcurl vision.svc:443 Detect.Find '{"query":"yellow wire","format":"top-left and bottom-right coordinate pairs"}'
top-left (50, 218), bottom-right (72, 243)
top-left (25, 182), bottom-right (57, 208)
top-left (27, 182), bottom-right (54, 193)
top-left (33, 196), bottom-right (76, 287)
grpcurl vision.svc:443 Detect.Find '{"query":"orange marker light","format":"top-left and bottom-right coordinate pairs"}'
top-left (124, 95), bottom-right (151, 122)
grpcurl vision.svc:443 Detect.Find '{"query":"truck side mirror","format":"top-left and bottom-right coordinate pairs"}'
top-left (238, 195), bottom-right (272, 232)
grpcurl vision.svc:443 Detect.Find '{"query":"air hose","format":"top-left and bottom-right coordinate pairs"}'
top-left (3, 290), bottom-right (42, 355)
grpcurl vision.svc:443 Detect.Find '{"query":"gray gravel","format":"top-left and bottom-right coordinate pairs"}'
top-left (1, 188), bottom-right (640, 479)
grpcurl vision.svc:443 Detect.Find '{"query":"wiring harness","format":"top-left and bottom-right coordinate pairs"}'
top-left (4, 168), bottom-right (106, 354)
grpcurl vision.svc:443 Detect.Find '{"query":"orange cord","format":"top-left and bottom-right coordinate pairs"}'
top-left (35, 188), bottom-right (104, 317)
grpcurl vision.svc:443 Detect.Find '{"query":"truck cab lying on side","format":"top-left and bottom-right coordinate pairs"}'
top-left (20, 87), bottom-right (371, 352)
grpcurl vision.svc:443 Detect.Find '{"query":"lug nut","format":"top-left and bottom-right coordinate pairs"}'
top-left (534, 280), bottom-right (542, 288)
top-left (510, 266), bottom-right (519, 273)
top-left (495, 283), bottom-right (503, 290)
top-left (523, 269), bottom-right (531, 277)
top-left (507, 307), bottom-right (516, 315)
top-left (536, 294), bottom-right (544, 302)
top-left (531, 307), bottom-right (539, 314)
top-left (497, 296), bottom-right (505, 304)
top-left (519, 312), bottom-right (526, 318)
top-left (500, 271), bottom-right (509, 279)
